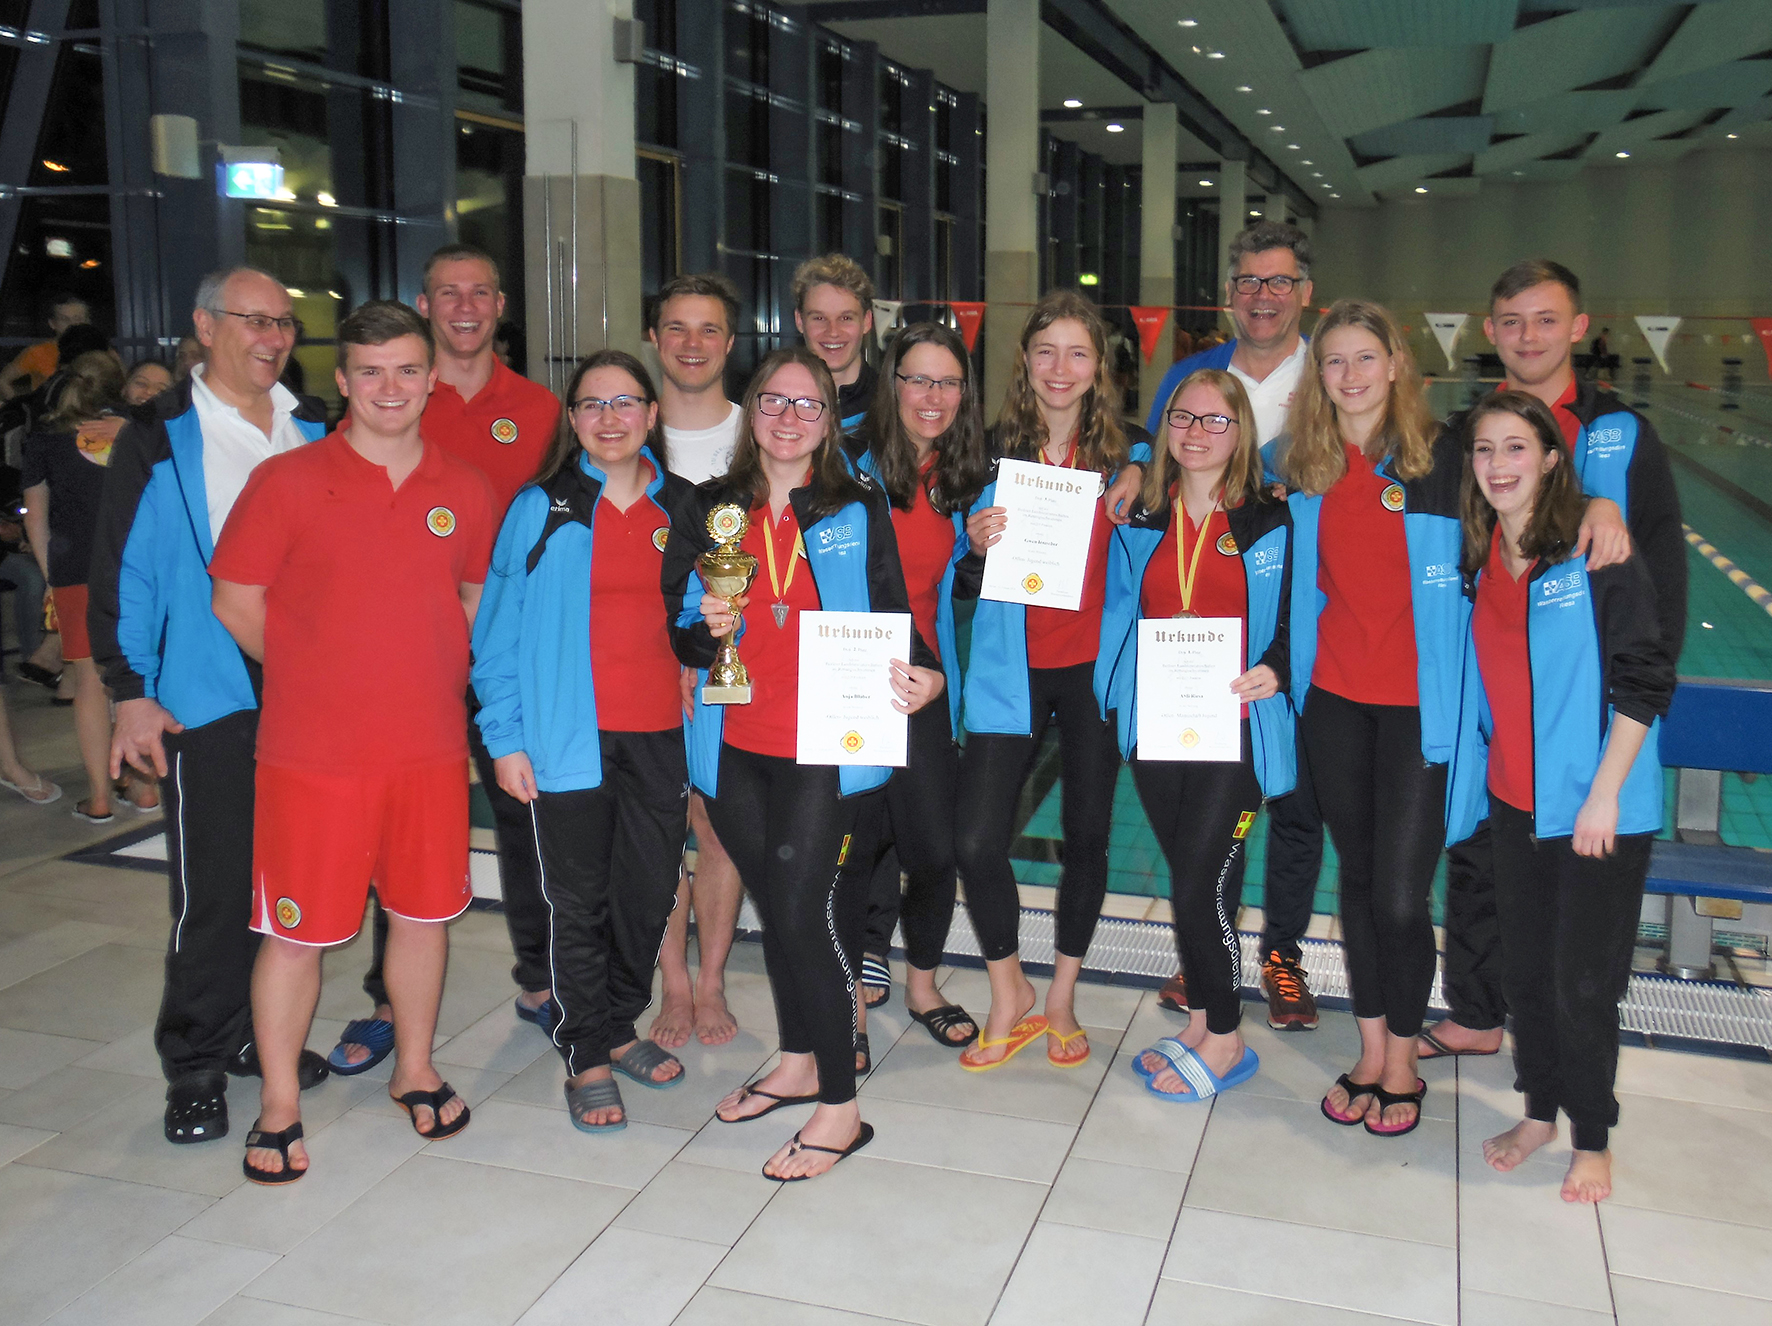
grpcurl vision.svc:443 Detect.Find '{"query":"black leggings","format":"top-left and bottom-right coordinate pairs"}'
top-left (1132, 734), bottom-right (1262, 1034)
top-left (863, 699), bottom-right (960, 972)
top-left (956, 662), bottom-right (1119, 962)
top-left (1491, 800), bottom-right (1649, 1153)
top-left (1300, 686), bottom-right (1447, 1038)
top-left (706, 745), bottom-right (879, 1106)
top-left (529, 730), bottom-right (688, 1075)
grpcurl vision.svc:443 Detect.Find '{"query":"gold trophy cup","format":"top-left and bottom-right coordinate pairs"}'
top-left (698, 504), bottom-right (759, 704)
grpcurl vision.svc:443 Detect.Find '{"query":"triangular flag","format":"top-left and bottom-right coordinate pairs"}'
top-left (1751, 319), bottom-right (1772, 378)
top-left (950, 301), bottom-right (986, 353)
top-left (1129, 307), bottom-right (1171, 364)
top-left (1635, 315), bottom-right (1680, 373)
top-left (1424, 313), bottom-right (1468, 374)
top-left (873, 300), bottom-right (903, 350)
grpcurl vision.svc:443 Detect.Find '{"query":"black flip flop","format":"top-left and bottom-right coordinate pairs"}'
top-left (392, 1083), bottom-right (471, 1140)
top-left (765, 1122), bottom-right (875, 1181)
top-left (242, 1120), bottom-right (306, 1185)
top-left (1321, 1073), bottom-right (1381, 1126)
top-left (716, 1081), bottom-right (821, 1124)
top-left (1418, 1028), bottom-right (1499, 1060)
top-left (854, 1032), bottom-right (872, 1075)
top-left (1365, 1082), bottom-right (1427, 1138)
top-left (908, 1003), bottom-right (978, 1048)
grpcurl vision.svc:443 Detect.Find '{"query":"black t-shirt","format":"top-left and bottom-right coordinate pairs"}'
top-left (21, 425), bottom-right (114, 586)
top-left (837, 361), bottom-right (877, 430)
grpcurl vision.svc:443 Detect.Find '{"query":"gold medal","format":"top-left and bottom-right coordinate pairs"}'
top-left (1174, 610), bottom-right (1199, 619)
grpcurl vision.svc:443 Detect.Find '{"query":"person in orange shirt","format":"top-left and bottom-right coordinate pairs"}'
top-left (0, 294), bottom-right (89, 399)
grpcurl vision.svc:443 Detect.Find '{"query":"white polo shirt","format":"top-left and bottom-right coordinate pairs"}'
top-left (1229, 337), bottom-right (1309, 447)
top-left (189, 366), bottom-right (310, 544)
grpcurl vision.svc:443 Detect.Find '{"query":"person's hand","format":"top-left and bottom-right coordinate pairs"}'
top-left (701, 591), bottom-right (746, 639)
top-left (966, 506), bottom-right (1007, 557)
top-left (1231, 664), bottom-right (1280, 702)
top-left (1572, 791), bottom-right (1619, 858)
top-left (679, 665), bottom-right (696, 720)
top-left (889, 660), bottom-right (945, 715)
top-left (110, 697), bottom-right (184, 780)
top-left (493, 751), bottom-right (538, 804)
top-left (1574, 498), bottom-right (1630, 570)
top-left (1104, 463), bottom-right (1144, 525)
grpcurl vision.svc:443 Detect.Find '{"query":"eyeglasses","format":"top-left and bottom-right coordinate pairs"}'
top-left (1165, 409), bottom-right (1235, 434)
top-left (1231, 274), bottom-right (1299, 296)
top-left (569, 394), bottom-right (649, 418)
top-left (210, 309), bottom-right (302, 338)
top-left (896, 372), bottom-right (964, 396)
top-left (755, 393), bottom-right (827, 422)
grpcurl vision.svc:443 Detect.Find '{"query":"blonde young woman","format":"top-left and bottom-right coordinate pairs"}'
top-left (1281, 300), bottom-right (1469, 1138)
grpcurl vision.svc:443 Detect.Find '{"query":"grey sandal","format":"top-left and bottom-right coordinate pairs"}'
top-left (566, 1076), bottom-right (626, 1133)
top-left (610, 1039), bottom-right (685, 1090)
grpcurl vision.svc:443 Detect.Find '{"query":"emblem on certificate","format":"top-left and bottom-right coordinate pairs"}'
top-left (1022, 573), bottom-right (1043, 594)
top-left (699, 505), bottom-right (759, 704)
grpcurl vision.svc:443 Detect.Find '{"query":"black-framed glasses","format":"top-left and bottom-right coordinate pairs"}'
top-left (895, 372), bottom-right (964, 395)
top-left (209, 308), bottom-right (303, 338)
top-left (755, 393), bottom-right (827, 422)
top-left (1165, 409), bottom-right (1235, 434)
top-left (1231, 274), bottom-right (1299, 296)
top-left (569, 394), bottom-right (649, 418)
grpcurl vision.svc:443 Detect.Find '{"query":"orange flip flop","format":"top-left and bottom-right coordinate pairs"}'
top-left (1046, 1027), bottom-right (1091, 1067)
top-left (960, 1015), bottom-right (1050, 1072)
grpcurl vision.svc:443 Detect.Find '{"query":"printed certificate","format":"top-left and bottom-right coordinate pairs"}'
top-left (796, 611), bottom-right (910, 767)
top-left (1136, 617), bottom-right (1243, 761)
top-left (979, 458), bottom-right (1103, 611)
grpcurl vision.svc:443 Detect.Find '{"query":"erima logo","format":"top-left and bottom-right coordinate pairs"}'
top-left (550, 498), bottom-right (572, 513)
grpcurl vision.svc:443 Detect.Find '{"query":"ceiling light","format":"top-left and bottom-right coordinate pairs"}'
top-left (328, 290), bottom-right (343, 299)
top-left (1178, 18), bottom-right (1197, 26)
top-left (1415, 186), bottom-right (1428, 193)
top-left (1727, 132), bottom-right (1739, 139)
top-left (287, 287), bottom-right (305, 297)
top-left (1235, 85), bottom-right (1252, 93)
top-left (1249, 209), bottom-right (1261, 217)
top-left (1105, 123), bottom-right (1124, 133)
top-left (79, 259), bottom-right (100, 269)
top-left (316, 191), bottom-right (337, 207)
top-left (1270, 125), bottom-right (1284, 132)
top-left (1287, 144), bottom-right (1299, 150)
top-left (1192, 45), bottom-right (1202, 54)
top-left (42, 159), bottom-right (70, 173)
top-left (1256, 108), bottom-right (1271, 115)
top-left (1206, 51), bottom-right (1225, 59)
top-left (1512, 170), bottom-right (1523, 176)
top-left (1311, 172), bottom-right (1322, 177)
top-left (1199, 179), bottom-right (1214, 186)
top-left (1063, 98), bottom-right (1082, 108)
top-left (1615, 150), bottom-right (1630, 158)
top-left (1301, 160), bottom-right (1313, 165)
top-left (1330, 192), bottom-right (1340, 198)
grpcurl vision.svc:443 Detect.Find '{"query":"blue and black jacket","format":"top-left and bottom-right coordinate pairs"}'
top-left (954, 425), bottom-right (1154, 737)
top-left (1446, 379), bottom-right (1685, 655)
top-left (1095, 492), bottom-right (1297, 797)
top-left (87, 378), bottom-right (327, 729)
top-left (1448, 548), bottom-right (1675, 844)
top-left (1286, 427), bottom-right (1482, 842)
top-left (471, 446), bottom-right (695, 792)
top-left (662, 472), bottom-right (935, 799)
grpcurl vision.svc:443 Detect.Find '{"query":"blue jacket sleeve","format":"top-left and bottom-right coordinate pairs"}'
top-left (470, 490), bottom-right (542, 760)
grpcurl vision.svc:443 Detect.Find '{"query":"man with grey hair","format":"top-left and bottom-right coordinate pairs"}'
top-left (89, 268), bottom-right (331, 1146)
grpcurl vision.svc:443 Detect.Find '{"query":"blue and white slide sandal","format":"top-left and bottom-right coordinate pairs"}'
top-left (327, 1017), bottom-right (395, 1076)
top-left (1138, 1037), bottom-right (1259, 1102)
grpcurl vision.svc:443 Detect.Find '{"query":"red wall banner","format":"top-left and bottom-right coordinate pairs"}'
top-left (1753, 319), bottom-right (1772, 378)
top-left (1130, 306), bottom-right (1172, 364)
top-left (950, 301), bottom-right (986, 352)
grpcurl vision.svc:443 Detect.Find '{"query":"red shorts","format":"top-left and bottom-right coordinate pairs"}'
top-left (251, 757), bottom-right (473, 947)
top-left (52, 584), bottom-right (90, 660)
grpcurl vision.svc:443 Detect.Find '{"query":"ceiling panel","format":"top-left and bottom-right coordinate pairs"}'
top-left (1482, 6), bottom-right (1678, 112)
top-left (1350, 116), bottom-right (1497, 157)
top-left (1356, 152), bottom-right (1471, 193)
top-left (1640, 0), bottom-right (1772, 84)
top-left (1509, 158), bottom-right (1587, 182)
top-left (1491, 88), bottom-right (1639, 136)
top-left (1299, 46), bottom-right (1490, 139)
top-left (1637, 60), bottom-right (1772, 111)
top-left (1587, 106), bottom-right (1709, 155)
top-left (1276, 0), bottom-right (1519, 50)
top-left (1473, 129), bottom-right (1595, 174)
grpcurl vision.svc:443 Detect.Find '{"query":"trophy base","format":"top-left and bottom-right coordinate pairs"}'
top-left (701, 683), bottom-right (753, 705)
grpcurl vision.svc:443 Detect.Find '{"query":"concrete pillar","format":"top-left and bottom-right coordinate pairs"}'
top-left (521, 0), bottom-right (642, 393)
top-left (984, 0), bottom-right (1041, 419)
top-left (1265, 191), bottom-right (1288, 225)
top-left (1217, 157), bottom-right (1248, 336)
top-left (1139, 102), bottom-right (1178, 415)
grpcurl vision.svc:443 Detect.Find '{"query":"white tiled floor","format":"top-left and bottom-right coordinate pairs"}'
top-left (3, 683), bottom-right (1772, 1325)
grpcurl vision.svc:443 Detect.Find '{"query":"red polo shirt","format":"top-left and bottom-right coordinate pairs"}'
top-left (1473, 526), bottom-right (1536, 812)
top-left (1143, 500), bottom-right (1249, 716)
top-left (892, 459), bottom-right (957, 664)
top-left (1313, 443), bottom-right (1418, 706)
top-left (425, 359), bottom-right (561, 519)
top-left (722, 502), bottom-right (821, 759)
top-left (210, 432), bottom-right (496, 772)
top-left (591, 476), bottom-right (682, 732)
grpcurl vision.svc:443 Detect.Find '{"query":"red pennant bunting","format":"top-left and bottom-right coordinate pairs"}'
top-left (950, 301), bottom-right (986, 352)
top-left (1752, 319), bottom-right (1772, 378)
top-left (1130, 307), bottom-right (1172, 364)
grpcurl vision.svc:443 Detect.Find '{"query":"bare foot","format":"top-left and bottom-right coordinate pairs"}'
top-left (649, 990), bottom-right (694, 1049)
top-left (389, 1069), bottom-right (467, 1135)
top-left (693, 983), bottom-right (738, 1046)
top-left (1562, 1149), bottom-right (1612, 1203)
top-left (959, 978), bottom-right (1039, 1068)
top-left (1149, 1031), bottom-right (1246, 1098)
top-left (566, 1066), bottom-right (624, 1128)
top-left (716, 1060), bottom-right (818, 1122)
top-left (336, 1002), bottom-right (394, 1068)
top-left (1323, 1053), bottom-right (1386, 1122)
top-left (1418, 1018), bottom-right (1503, 1059)
top-left (611, 1038), bottom-right (682, 1085)
top-left (1484, 1118), bottom-right (1557, 1172)
top-left (762, 1102), bottom-right (863, 1180)
top-left (245, 1106), bottom-right (308, 1179)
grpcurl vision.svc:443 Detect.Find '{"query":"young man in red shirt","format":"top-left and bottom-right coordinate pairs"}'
top-left (331, 246), bottom-right (563, 1072)
top-left (212, 302), bottom-right (496, 1182)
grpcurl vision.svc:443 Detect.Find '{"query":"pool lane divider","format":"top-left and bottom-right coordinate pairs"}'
top-left (1685, 523), bottom-right (1772, 620)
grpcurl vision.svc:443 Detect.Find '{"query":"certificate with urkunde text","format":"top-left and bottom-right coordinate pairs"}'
top-left (979, 458), bottom-right (1102, 612)
top-left (797, 611), bottom-right (910, 767)
top-left (1136, 617), bottom-right (1243, 761)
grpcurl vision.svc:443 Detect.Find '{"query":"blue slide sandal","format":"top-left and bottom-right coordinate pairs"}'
top-left (327, 1017), bottom-right (395, 1076)
top-left (1138, 1037), bottom-right (1259, 1102)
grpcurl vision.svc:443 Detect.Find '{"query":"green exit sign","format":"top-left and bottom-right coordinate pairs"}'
top-left (220, 161), bottom-right (282, 200)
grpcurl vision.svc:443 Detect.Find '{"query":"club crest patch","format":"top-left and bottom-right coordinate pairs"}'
top-left (1022, 573), bottom-right (1044, 594)
top-left (427, 506), bottom-right (457, 537)
top-left (841, 730), bottom-right (865, 754)
top-left (652, 527), bottom-right (671, 553)
top-left (1233, 810), bottom-right (1257, 840)
top-left (490, 417), bottom-right (519, 445)
top-left (1380, 483), bottom-right (1405, 512)
top-left (275, 897), bottom-right (302, 929)
top-left (1216, 532), bottom-right (1238, 556)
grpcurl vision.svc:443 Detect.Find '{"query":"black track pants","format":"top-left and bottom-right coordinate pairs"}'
top-left (862, 699), bottom-right (960, 972)
top-left (706, 745), bottom-right (880, 1106)
top-left (1300, 687), bottom-right (1446, 1038)
top-left (1258, 724), bottom-right (1323, 961)
top-left (955, 662), bottom-right (1118, 962)
top-left (1491, 800), bottom-right (1649, 1153)
top-left (529, 729), bottom-right (688, 1075)
top-left (155, 709), bottom-right (260, 1083)
top-left (1442, 819), bottom-right (1508, 1031)
top-left (1132, 738), bottom-right (1263, 1034)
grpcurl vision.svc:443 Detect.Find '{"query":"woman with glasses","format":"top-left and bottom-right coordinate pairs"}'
top-left (472, 350), bottom-right (694, 1133)
top-left (953, 291), bottom-right (1152, 1071)
top-left (1281, 300), bottom-right (1470, 1138)
top-left (664, 347), bottom-right (944, 1180)
top-left (1099, 369), bottom-right (1293, 1100)
top-left (848, 323), bottom-right (992, 1056)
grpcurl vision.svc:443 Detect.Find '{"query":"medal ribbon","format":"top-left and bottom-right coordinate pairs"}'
top-left (1041, 430), bottom-right (1079, 469)
top-left (763, 510), bottom-right (805, 604)
top-left (1175, 502), bottom-right (1220, 615)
